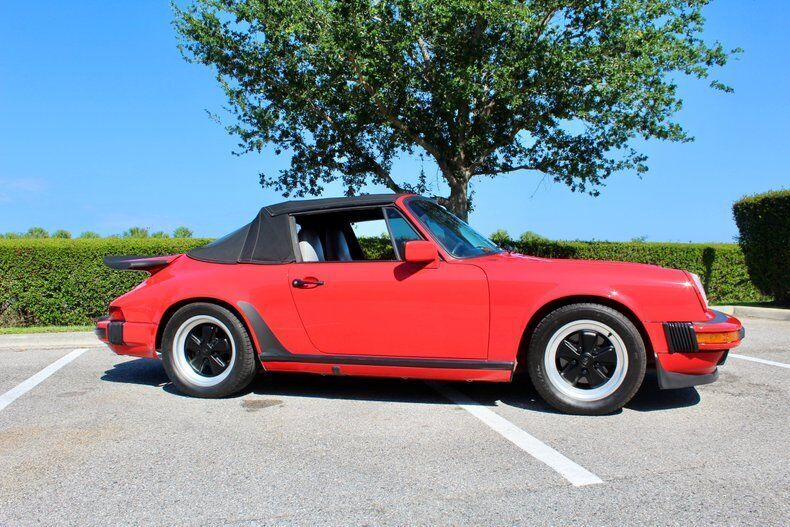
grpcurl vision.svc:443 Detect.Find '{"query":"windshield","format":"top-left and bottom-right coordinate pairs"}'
top-left (406, 199), bottom-right (502, 258)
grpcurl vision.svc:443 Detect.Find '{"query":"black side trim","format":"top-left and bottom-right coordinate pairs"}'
top-left (663, 322), bottom-right (698, 353)
top-left (108, 321), bottom-right (124, 344)
top-left (237, 301), bottom-right (292, 356)
top-left (259, 353), bottom-right (514, 370)
top-left (95, 326), bottom-right (107, 340)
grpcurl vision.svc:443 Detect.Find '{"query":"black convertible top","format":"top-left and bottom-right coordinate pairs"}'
top-left (264, 194), bottom-right (402, 216)
top-left (187, 193), bottom-right (409, 264)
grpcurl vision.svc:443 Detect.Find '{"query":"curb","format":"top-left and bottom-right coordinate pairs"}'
top-left (712, 305), bottom-right (790, 322)
top-left (0, 331), bottom-right (101, 351)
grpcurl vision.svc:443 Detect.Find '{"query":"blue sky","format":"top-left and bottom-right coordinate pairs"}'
top-left (1, 1), bottom-right (787, 242)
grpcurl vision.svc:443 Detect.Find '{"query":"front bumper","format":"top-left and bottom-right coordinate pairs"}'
top-left (652, 309), bottom-right (744, 389)
top-left (95, 316), bottom-right (157, 358)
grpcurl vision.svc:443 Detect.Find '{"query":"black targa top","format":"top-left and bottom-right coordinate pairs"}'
top-left (187, 194), bottom-right (406, 264)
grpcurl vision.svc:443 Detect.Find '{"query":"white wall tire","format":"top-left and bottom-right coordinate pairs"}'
top-left (161, 303), bottom-right (257, 398)
top-left (528, 304), bottom-right (646, 415)
top-left (172, 315), bottom-right (237, 388)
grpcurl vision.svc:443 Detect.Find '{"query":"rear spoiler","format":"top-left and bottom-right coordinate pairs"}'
top-left (103, 254), bottom-right (180, 272)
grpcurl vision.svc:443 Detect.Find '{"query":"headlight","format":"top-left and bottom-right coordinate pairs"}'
top-left (688, 272), bottom-right (708, 309)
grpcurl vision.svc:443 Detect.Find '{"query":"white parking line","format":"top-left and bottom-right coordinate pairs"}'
top-left (429, 382), bottom-right (603, 487)
top-left (730, 353), bottom-right (790, 369)
top-left (0, 348), bottom-right (88, 412)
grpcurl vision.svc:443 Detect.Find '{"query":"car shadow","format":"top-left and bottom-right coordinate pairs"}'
top-left (625, 372), bottom-right (701, 412)
top-left (101, 359), bottom-right (700, 413)
top-left (101, 358), bottom-right (170, 387)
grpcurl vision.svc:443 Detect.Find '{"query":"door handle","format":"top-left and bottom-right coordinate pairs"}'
top-left (292, 278), bottom-right (325, 288)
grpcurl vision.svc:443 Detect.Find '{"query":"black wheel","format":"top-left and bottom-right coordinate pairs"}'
top-left (161, 302), bottom-right (257, 398)
top-left (527, 303), bottom-right (646, 415)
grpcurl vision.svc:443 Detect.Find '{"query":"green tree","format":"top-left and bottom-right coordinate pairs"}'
top-left (25, 227), bottom-right (49, 238)
top-left (519, 230), bottom-right (547, 243)
top-left (489, 229), bottom-right (511, 246)
top-left (173, 226), bottom-right (193, 238)
top-left (175, 0), bottom-right (736, 219)
top-left (123, 227), bottom-right (149, 238)
top-left (79, 231), bottom-right (101, 239)
top-left (151, 231), bottom-right (171, 238)
top-left (52, 229), bottom-right (72, 239)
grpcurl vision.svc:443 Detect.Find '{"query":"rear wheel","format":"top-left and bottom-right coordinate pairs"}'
top-left (527, 303), bottom-right (646, 415)
top-left (161, 303), bottom-right (257, 398)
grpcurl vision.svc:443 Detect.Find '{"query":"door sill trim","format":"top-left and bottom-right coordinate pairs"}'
top-left (259, 353), bottom-right (514, 370)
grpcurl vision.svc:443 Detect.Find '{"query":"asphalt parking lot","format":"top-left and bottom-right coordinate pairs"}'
top-left (1, 317), bottom-right (788, 526)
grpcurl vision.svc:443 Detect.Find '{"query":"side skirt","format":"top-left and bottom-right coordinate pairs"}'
top-left (259, 353), bottom-right (513, 370)
top-left (261, 358), bottom-right (513, 382)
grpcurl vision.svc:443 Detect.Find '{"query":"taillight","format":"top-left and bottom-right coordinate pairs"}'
top-left (108, 306), bottom-right (125, 321)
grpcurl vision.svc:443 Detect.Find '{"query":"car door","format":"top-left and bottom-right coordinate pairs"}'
top-left (287, 208), bottom-right (489, 359)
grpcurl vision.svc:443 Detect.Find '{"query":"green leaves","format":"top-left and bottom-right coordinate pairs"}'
top-left (174, 0), bottom-right (735, 217)
top-left (733, 190), bottom-right (790, 304)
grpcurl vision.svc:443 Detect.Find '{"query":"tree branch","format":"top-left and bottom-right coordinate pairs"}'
top-left (307, 102), bottom-right (404, 193)
top-left (345, 52), bottom-right (455, 178)
top-left (532, 8), bottom-right (559, 45)
top-left (476, 161), bottom-right (547, 176)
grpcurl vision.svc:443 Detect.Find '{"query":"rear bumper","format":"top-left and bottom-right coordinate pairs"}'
top-left (95, 316), bottom-right (157, 358)
top-left (651, 309), bottom-right (743, 389)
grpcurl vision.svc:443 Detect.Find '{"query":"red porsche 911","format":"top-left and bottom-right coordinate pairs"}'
top-left (96, 194), bottom-right (744, 414)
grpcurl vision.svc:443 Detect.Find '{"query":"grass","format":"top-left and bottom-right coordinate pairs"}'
top-left (718, 301), bottom-right (787, 308)
top-left (0, 325), bottom-right (93, 335)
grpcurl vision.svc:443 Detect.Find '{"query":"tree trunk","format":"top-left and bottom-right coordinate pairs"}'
top-left (444, 181), bottom-right (470, 221)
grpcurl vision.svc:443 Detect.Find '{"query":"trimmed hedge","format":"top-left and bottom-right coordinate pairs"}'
top-left (733, 189), bottom-right (790, 305)
top-left (0, 239), bottom-right (210, 327)
top-left (0, 236), bottom-right (769, 327)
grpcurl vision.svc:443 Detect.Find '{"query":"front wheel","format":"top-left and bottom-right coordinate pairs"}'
top-left (527, 303), bottom-right (646, 415)
top-left (161, 302), bottom-right (257, 398)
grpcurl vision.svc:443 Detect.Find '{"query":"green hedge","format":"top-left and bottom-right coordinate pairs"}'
top-left (0, 236), bottom-right (768, 327)
top-left (0, 239), bottom-right (210, 327)
top-left (733, 189), bottom-right (790, 305)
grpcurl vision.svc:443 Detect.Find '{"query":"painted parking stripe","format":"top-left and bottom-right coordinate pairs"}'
top-left (0, 348), bottom-right (88, 413)
top-left (429, 382), bottom-right (603, 487)
top-left (730, 353), bottom-right (790, 369)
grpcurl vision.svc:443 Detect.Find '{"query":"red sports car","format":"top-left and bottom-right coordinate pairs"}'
top-left (96, 194), bottom-right (744, 414)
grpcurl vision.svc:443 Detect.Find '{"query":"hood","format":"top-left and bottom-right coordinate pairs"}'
top-left (473, 251), bottom-right (687, 282)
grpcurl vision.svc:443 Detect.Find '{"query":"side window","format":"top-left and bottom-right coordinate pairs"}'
top-left (385, 208), bottom-right (422, 258)
top-left (350, 218), bottom-right (396, 261)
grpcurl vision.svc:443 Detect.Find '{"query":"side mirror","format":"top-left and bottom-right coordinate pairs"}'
top-left (404, 240), bottom-right (438, 265)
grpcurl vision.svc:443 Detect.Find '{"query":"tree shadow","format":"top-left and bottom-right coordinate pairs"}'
top-left (701, 246), bottom-right (716, 292)
top-left (101, 359), bottom-right (700, 414)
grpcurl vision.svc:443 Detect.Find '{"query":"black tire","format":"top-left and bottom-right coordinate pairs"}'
top-left (161, 302), bottom-right (257, 398)
top-left (527, 303), bottom-right (646, 415)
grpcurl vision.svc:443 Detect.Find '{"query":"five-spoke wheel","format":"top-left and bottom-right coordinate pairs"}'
top-left (527, 304), bottom-right (646, 415)
top-left (162, 303), bottom-right (257, 398)
top-left (174, 315), bottom-right (236, 386)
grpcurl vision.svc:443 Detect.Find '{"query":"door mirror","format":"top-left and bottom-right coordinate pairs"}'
top-left (403, 240), bottom-right (438, 264)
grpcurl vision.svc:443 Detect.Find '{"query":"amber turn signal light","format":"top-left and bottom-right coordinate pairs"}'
top-left (696, 331), bottom-right (740, 345)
